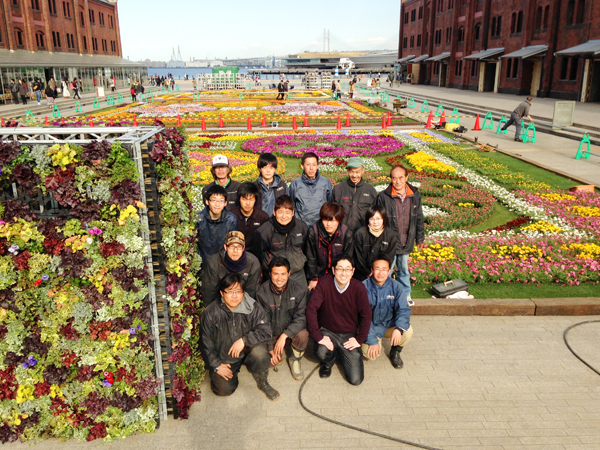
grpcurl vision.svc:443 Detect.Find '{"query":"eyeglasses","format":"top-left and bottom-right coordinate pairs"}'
top-left (223, 289), bottom-right (243, 296)
top-left (391, 177), bottom-right (406, 182)
top-left (227, 244), bottom-right (244, 251)
top-left (334, 267), bottom-right (354, 273)
top-left (209, 198), bottom-right (226, 204)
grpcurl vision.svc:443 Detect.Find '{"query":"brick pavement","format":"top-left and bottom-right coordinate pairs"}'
top-left (7, 315), bottom-right (600, 450)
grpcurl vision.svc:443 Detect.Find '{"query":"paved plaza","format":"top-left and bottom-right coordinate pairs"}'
top-left (8, 315), bottom-right (600, 450)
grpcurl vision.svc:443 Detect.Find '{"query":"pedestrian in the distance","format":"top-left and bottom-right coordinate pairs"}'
top-left (72, 78), bottom-right (81, 99)
top-left (501, 96), bottom-right (534, 142)
top-left (61, 78), bottom-right (71, 99)
top-left (18, 80), bottom-right (28, 105)
top-left (10, 79), bottom-right (19, 104)
top-left (33, 78), bottom-right (43, 105)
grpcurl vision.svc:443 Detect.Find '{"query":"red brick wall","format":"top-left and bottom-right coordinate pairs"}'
top-left (0, 0), bottom-right (121, 57)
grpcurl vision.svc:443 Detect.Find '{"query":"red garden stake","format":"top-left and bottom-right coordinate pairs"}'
top-left (44, 116), bottom-right (49, 126)
top-left (292, 116), bottom-right (297, 130)
top-left (382, 115), bottom-right (387, 129)
top-left (247, 116), bottom-right (252, 130)
top-left (201, 116), bottom-right (207, 131)
top-left (133, 114), bottom-right (138, 126)
top-left (303, 113), bottom-right (309, 127)
top-left (176, 113), bottom-right (181, 127)
top-left (345, 112), bottom-right (350, 127)
top-left (89, 117), bottom-right (94, 127)
top-left (261, 113), bottom-right (267, 127)
top-left (387, 111), bottom-right (392, 126)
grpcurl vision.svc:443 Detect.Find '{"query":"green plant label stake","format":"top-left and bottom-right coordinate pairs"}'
top-left (25, 109), bottom-right (34, 121)
top-left (449, 108), bottom-right (460, 124)
top-left (435, 103), bottom-right (444, 117)
top-left (408, 97), bottom-right (416, 108)
top-left (524, 121), bottom-right (536, 143)
top-left (575, 133), bottom-right (592, 160)
top-left (107, 96), bottom-right (115, 106)
top-left (93, 98), bottom-right (100, 109)
top-left (52, 105), bottom-right (60, 118)
top-left (239, 93), bottom-right (244, 100)
top-left (116, 94), bottom-right (123, 104)
top-left (74, 101), bottom-right (82, 113)
top-left (421, 100), bottom-right (429, 113)
top-left (482, 112), bottom-right (494, 130)
top-left (175, 85), bottom-right (180, 91)
top-left (496, 115), bottom-right (508, 134)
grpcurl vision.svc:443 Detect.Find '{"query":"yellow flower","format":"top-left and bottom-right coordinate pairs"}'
top-left (522, 221), bottom-right (563, 234)
top-left (405, 151), bottom-right (456, 173)
top-left (569, 206), bottom-right (600, 217)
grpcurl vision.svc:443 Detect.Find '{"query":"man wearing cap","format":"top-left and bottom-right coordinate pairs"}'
top-left (332, 157), bottom-right (377, 232)
top-left (202, 155), bottom-right (242, 208)
top-left (201, 231), bottom-right (262, 306)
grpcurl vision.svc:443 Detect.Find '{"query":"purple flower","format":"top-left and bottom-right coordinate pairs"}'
top-left (136, 325), bottom-right (142, 331)
top-left (22, 362), bottom-right (29, 369)
top-left (129, 327), bottom-right (137, 335)
top-left (41, 274), bottom-right (50, 281)
top-left (8, 244), bottom-right (19, 255)
top-left (102, 380), bottom-right (113, 387)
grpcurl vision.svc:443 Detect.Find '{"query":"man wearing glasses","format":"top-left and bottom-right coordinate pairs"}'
top-left (196, 185), bottom-right (238, 270)
top-left (306, 255), bottom-right (372, 385)
top-left (201, 273), bottom-right (279, 400)
top-left (362, 255), bottom-right (413, 369)
top-left (201, 231), bottom-right (262, 307)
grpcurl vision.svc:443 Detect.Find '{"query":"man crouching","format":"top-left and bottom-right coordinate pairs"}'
top-left (201, 273), bottom-right (280, 400)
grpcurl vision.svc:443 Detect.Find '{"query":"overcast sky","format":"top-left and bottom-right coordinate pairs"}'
top-left (118, 0), bottom-right (401, 61)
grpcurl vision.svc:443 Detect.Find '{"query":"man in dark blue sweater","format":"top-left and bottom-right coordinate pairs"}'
top-left (306, 254), bottom-right (372, 385)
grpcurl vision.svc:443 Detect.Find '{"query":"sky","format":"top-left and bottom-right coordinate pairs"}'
top-left (117, 0), bottom-right (401, 61)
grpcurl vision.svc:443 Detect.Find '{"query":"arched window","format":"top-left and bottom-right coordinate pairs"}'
top-left (510, 12), bottom-right (517, 33)
top-left (543, 5), bottom-right (549, 28)
top-left (35, 32), bottom-right (45, 48)
top-left (566, 0), bottom-right (575, 24)
top-left (517, 11), bottom-right (523, 33)
top-left (474, 23), bottom-right (481, 40)
top-left (14, 28), bottom-right (24, 47)
top-left (535, 6), bottom-right (543, 29)
top-left (576, 0), bottom-right (585, 23)
top-left (457, 27), bottom-right (464, 42)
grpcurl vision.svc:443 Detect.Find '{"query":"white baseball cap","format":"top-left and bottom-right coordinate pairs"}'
top-left (212, 155), bottom-right (229, 167)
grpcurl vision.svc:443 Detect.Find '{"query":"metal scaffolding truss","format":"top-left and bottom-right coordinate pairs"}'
top-left (0, 127), bottom-right (172, 421)
top-left (0, 126), bottom-right (163, 145)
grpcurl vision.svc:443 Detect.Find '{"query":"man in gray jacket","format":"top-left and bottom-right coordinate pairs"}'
top-left (256, 257), bottom-right (308, 380)
top-left (500, 96), bottom-right (534, 142)
top-left (288, 152), bottom-right (332, 227)
top-left (332, 157), bottom-right (377, 232)
top-left (201, 273), bottom-right (279, 400)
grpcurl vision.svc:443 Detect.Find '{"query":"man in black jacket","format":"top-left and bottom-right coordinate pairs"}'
top-left (201, 155), bottom-right (242, 208)
top-left (201, 231), bottom-right (262, 306)
top-left (376, 165), bottom-right (424, 300)
top-left (201, 273), bottom-right (279, 400)
top-left (276, 80), bottom-right (284, 100)
top-left (256, 257), bottom-right (308, 380)
top-left (228, 182), bottom-right (269, 254)
top-left (332, 157), bottom-right (377, 232)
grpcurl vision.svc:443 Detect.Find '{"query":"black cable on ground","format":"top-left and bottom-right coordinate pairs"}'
top-left (563, 319), bottom-right (600, 376)
top-left (298, 364), bottom-right (444, 450)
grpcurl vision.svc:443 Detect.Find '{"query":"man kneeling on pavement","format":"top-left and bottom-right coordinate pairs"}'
top-left (362, 254), bottom-right (413, 368)
top-left (200, 273), bottom-right (280, 400)
top-left (256, 257), bottom-right (309, 380)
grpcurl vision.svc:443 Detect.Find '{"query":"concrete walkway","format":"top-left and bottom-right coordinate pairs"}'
top-left (7, 315), bottom-right (600, 450)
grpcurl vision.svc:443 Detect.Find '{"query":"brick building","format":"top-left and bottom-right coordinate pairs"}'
top-left (398, 0), bottom-right (600, 102)
top-left (0, 0), bottom-right (144, 103)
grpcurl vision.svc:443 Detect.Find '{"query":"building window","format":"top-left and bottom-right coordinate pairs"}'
top-left (543, 5), bottom-right (549, 28)
top-left (92, 37), bottom-right (98, 51)
top-left (80, 10), bottom-right (85, 26)
top-left (438, 0), bottom-right (444, 13)
top-left (446, 27), bottom-right (452, 43)
top-left (99, 12), bottom-right (105, 26)
top-left (425, 32), bottom-right (429, 47)
top-left (433, 62), bottom-right (440, 75)
top-left (411, 9), bottom-right (416, 22)
top-left (410, 36), bottom-right (414, 48)
top-left (109, 15), bottom-right (114, 27)
top-left (89, 9), bottom-right (95, 24)
top-left (10, 0), bottom-right (18, 5)
top-left (403, 37), bottom-right (408, 49)
top-left (560, 57), bottom-right (569, 79)
top-left (510, 12), bottom-right (516, 33)
top-left (535, 6), bottom-right (543, 29)
top-left (457, 27), bottom-right (464, 42)
top-left (512, 59), bottom-right (519, 78)
top-left (31, 0), bottom-right (40, 9)
top-left (404, 12), bottom-right (409, 24)
top-left (83, 35), bottom-right (87, 50)
top-left (491, 16), bottom-right (502, 37)
top-left (471, 60), bottom-right (478, 77)
top-left (506, 59), bottom-right (512, 78)
top-left (52, 31), bottom-right (61, 48)
top-left (15, 28), bottom-right (24, 47)
top-left (35, 32), bottom-right (45, 48)
top-left (455, 60), bottom-right (463, 76)
top-left (418, 6), bottom-right (423, 19)
top-left (516, 11), bottom-right (523, 32)
top-left (566, 0), bottom-right (575, 24)
top-left (474, 23), bottom-right (481, 40)
top-left (569, 57), bottom-right (579, 80)
top-left (417, 34), bottom-right (422, 47)
top-left (448, 0), bottom-right (453, 9)
top-left (576, 0), bottom-right (585, 23)
top-left (62, 1), bottom-right (71, 17)
top-left (48, 0), bottom-right (57, 14)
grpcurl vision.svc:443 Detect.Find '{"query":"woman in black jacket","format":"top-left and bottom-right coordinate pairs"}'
top-left (352, 204), bottom-right (399, 281)
top-left (305, 202), bottom-right (354, 291)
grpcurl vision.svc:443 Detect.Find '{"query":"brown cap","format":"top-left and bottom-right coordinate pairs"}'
top-left (225, 231), bottom-right (245, 246)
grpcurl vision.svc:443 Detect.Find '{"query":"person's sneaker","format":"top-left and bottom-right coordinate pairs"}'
top-left (514, 138), bottom-right (522, 142)
top-left (288, 356), bottom-right (304, 380)
top-left (319, 364), bottom-right (332, 378)
top-left (38, 102), bottom-right (41, 105)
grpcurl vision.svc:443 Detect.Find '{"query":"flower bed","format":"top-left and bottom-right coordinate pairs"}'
top-left (395, 129), bottom-right (458, 145)
top-left (262, 102), bottom-right (346, 116)
top-left (318, 157), bottom-right (382, 173)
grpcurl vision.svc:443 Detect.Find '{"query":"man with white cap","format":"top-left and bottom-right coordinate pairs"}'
top-left (332, 157), bottom-right (377, 232)
top-left (202, 155), bottom-right (242, 208)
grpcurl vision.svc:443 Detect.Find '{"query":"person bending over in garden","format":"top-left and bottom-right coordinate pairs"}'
top-left (306, 255), bottom-right (372, 385)
top-left (254, 153), bottom-right (287, 216)
top-left (202, 155), bottom-right (242, 208)
top-left (362, 255), bottom-right (412, 369)
top-left (256, 257), bottom-right (308, 380)
top-left (331, 157), bottom-right (377, 232)
top-left (229, 182), bottom-right (268, 254)
top-left (352, 204), bottom-right (399, 282)
top-left (254, 195), bottom-right (308, 290)
top-left (201, 231), bottom-right (261, 306)
top-left (306, 202), bottom-right (354, 292)
top-left (376, 165), bottom-right (424, 303)
top-left (196, 185), bottom-right (238, 269)
top-left (201, 273), bottom-right (279, 400)
top-left (500, 96), bottom-right (534, 142)
top-left (288, 152), bottom-right (332, 227)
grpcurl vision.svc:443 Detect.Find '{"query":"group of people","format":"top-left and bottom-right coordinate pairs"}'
top-left (276, 80), bottom-right (290, 100)
top-left (196, 151), bottom-right (424, 400)
top-left (10, 77), bottom-right (82, 107)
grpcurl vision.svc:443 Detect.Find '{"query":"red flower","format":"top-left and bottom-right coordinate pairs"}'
top-left (34, 279), bottom-right (42, 286)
